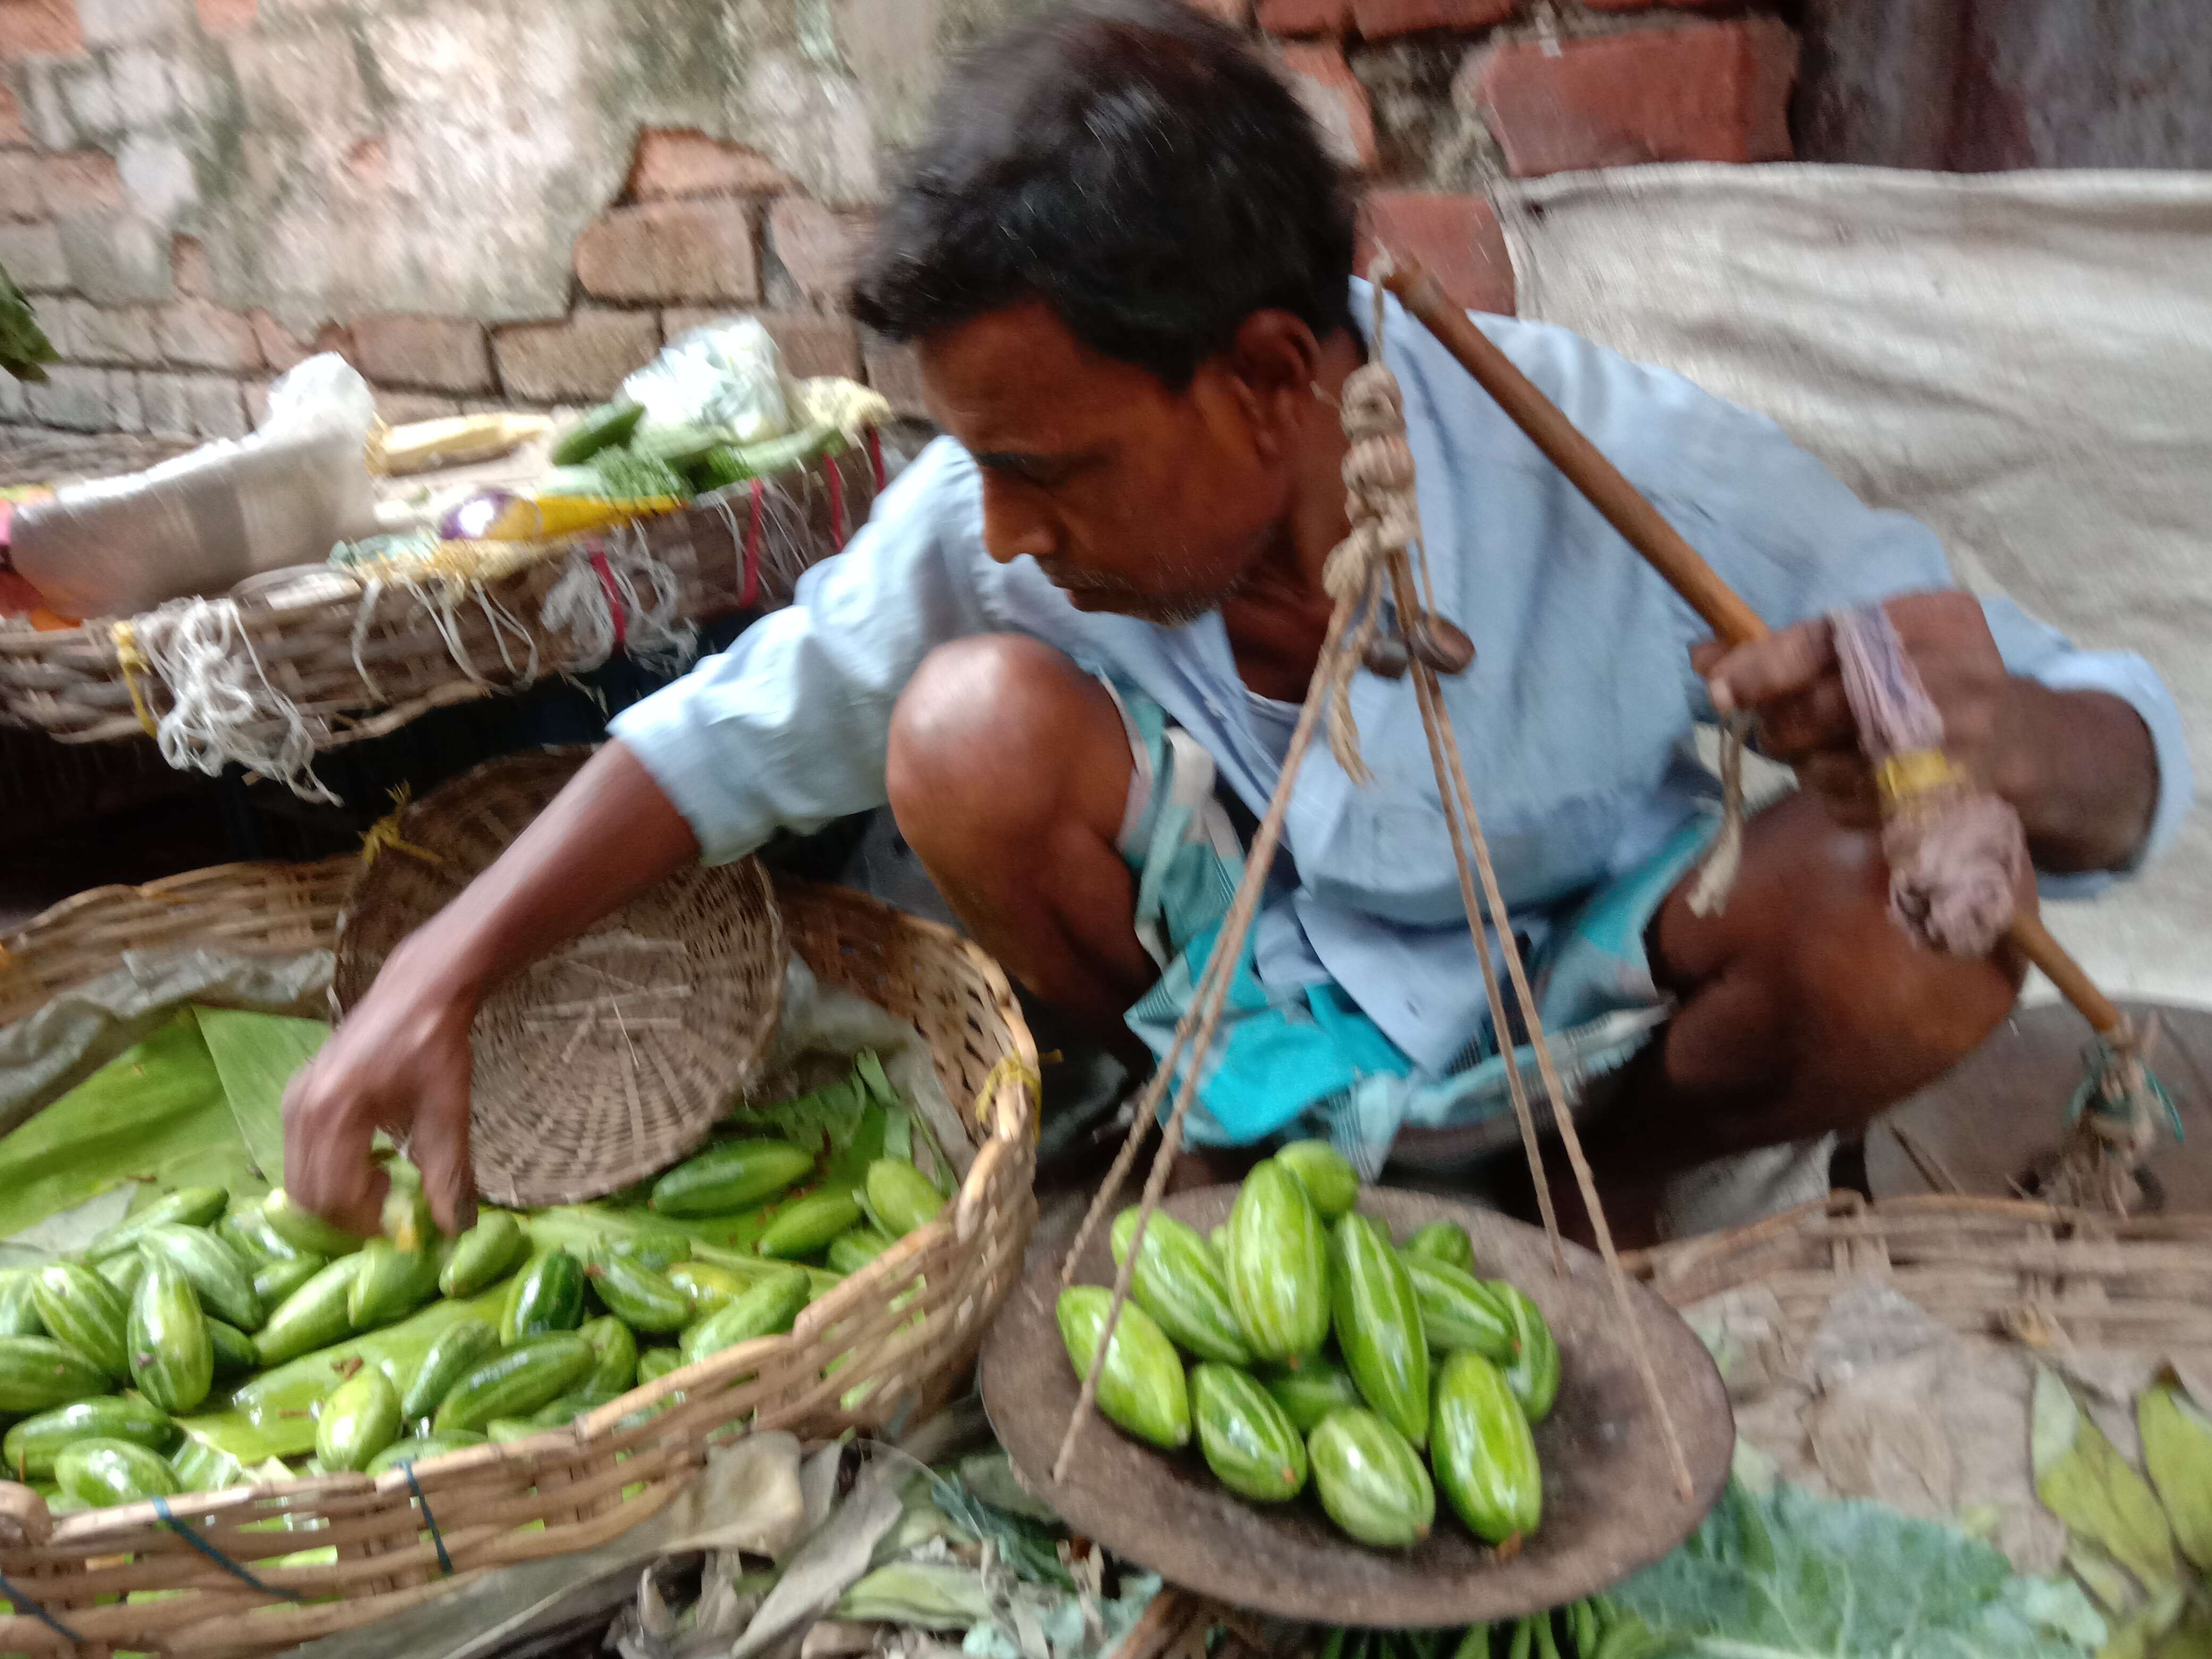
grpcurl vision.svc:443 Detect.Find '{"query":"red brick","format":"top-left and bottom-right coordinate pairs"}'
top-left (1469, 19), bottom-right (1797, 179)
top-left (861, 332), bottom-right (927, 418)
top-left (1256, 0), bottom-right (1348, 33)
top-left (766, 195), bottom-right (874, 307)
top-left (0, 154), bottom-right (36, 219)
top-left (193, 0), bottom-right (252, 32)
top-left (662, 307), bottom-right (862, 381)
top-left (1178, 0), bottom-right (1249, 21)
top-left (37, 148), bottom-right (121, 214)
top-left (1352, 0), bottom-right (1510, 36)
top-left (0, 0), bottom-right (83, 59)
top-left (1277, 41), bottom-right (1376, 171)
top-left (0, 77), bottom-right (27, 144)
top-left (492, 308), bottom-right (660, 403)
top-left (574, 199), bottom-right (758, 305)
top-left (1583, 0), bottom-right (1726, 8)
top-left (170, 232), bottom-right (212, 298)
top-left (626, 128), bottom-right (787, 200)
top-left (157, 299), bottom-right (261, 372)
top-left (350, 313), bottom-right (491, 392)
top-left (249, 310), bottom-right (350, 373)
top-left (1357, 191), bottom-right (1513, 315)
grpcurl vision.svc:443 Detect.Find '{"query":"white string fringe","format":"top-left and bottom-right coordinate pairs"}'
top-left (1687, 713), bottom-right (1752, 916)
top-left (133, 597), bottom-right (340, 804)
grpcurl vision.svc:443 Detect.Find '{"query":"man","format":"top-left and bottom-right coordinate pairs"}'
top-left (283, 0), bottom-right (2187, 1246)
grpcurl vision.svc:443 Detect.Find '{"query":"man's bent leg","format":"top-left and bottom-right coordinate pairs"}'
top-left (1552, 791), bottom-right (2025, 1244)
top-left (886, 635), bottom-right (1156, 1042)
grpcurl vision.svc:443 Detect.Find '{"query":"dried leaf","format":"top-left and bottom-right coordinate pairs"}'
top-left (2032, 1368), bottom-right (2179, 1592)
top-left (2096, 1586), bottom-right (2186, 1659)
top-left (2137, 1382), bottom-right (2212, 1573)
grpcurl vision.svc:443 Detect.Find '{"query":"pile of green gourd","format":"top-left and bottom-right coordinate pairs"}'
top-left (1057, 1142), bottom-right (1557, 1553)
top-left (0, 1135), bottom-right (951, 1512)
top-left (1316, 1596), bottom-right (1663, 1659)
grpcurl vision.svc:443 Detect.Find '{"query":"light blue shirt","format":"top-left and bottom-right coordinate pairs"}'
top-left (614, 284), bottom-right (2192, 1074)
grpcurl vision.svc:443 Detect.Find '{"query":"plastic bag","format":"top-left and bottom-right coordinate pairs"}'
top-left (10, 353), bottom-right (381, 617)
top-left (621, 316), bottom-right (791, 444)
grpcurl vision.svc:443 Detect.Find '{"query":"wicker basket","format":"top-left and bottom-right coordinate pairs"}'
top-left (0, 857), bottom-right (1037, 1657)
top-left (0, 438), bottom-right (881, 753)
top-left (332, 752), bottom-right (787, 1206)
top-left (1631, 1189), bottom-right (2212, 1346)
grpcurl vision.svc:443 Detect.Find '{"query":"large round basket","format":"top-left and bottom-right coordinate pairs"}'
top-left (0, 854), bottom-right (1037, 1657)
top-left (333, 750), bottom-right (786, 1206)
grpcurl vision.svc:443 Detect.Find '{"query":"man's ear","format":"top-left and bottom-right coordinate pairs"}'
top-left (1220, 310), bottom-right (1326, 458)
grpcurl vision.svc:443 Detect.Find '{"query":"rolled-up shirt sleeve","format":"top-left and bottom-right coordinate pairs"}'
top-left (610, 439), bottom-right (995, 865)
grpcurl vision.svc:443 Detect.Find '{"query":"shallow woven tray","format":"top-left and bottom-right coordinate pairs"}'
top-left (1629, 1189), bottom-right (2212, 1346)
top-left (0, 853), bottom-right (1037, 1657)
top-left (0, 438), bottom-right (880, 751)
top-left (332, 750), bottom-right (785, 1206)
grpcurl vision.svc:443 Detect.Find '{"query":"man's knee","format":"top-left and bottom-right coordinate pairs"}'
top-left (886, 635), bottom-right (1130, 858)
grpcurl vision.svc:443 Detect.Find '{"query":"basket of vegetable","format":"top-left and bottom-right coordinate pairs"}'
top-left (0, 854), bottom-right (1037, 1654)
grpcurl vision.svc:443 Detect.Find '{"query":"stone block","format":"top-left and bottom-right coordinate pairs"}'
top-left (169, 231), bottom-right (210, 297)
top-left (1277, 41), bottom-right (1377, 171)
top-left (0, 76), bottom-right (26, 144)
top-left (1351, 0), bottom-right (1512, 37)
top-left (106, 361), bottom-right (141, 429)
top-left (38, 148), bottom-right (124, 215)
top-left (241, 375), bottom-right (270, 427)
top-left (17, 60), bottom-right (76, 148)
top-left (0, 219), bottom-right (65, 288)
top-left (117, 132), bottom-right (195, 222)
top-left (351, 313), bottom-right (491, 392)
top-left (59, 59), bottom-right (118, 136)
top-left (374, 387), bottom-right (464, 424)
top-left (139, 368), bottom-right (190, 437)
top-left (0, 0), bottom-right (83, 59)
top-left (861, 330), bottom-right (927, 418)
top-left (195, 0), bottom-right (253, 32)
top-left (250, 309), bottom-right (349, 373)
top-left (766, 195), bottom-right (873, 308)
top-left (157, 298), bottom-right (260, 371)
top-left (51, 296), bottom-right (160, 363)
top-left (0, 153), bottom-right (38, 219)
top-left (57, 209), bottom-right (170, 300)
top-left (78, 0), bottom-right (191, 46)
top-left (0, 365), bottom-right (30, 419)
top-left (1357, 190), bottom-right (1513, 315)
top-left (183, 370), bottom-right (244, 438)
top-left (492, 308), bottom-right (660, 403)
top-left (626, 128), bottom-right (787, 200)
top-left (1467, 18), bottom-right (1798, 178)
top-left (109, 47), bottom-right (175, 127)
top-left (574, 200), bottom-right (758, 305)
top-left (28, 365), bottom-right (117, 431)
top-left (1256, 0), bottom-right (1350, 33)
top-left (663, 306), bottom-right (862, 381)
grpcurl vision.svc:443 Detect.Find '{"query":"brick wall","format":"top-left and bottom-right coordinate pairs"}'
top-left (0, 0), bottom-right (1799, 444)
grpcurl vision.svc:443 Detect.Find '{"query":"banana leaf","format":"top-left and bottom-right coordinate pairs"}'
top-left (2138, 1380), bottom-right (2212, 1573)
top-left (2033, 1367), bottom-right (2180, 1594)
top-left (194, 1008), bottom-right (329, 1183)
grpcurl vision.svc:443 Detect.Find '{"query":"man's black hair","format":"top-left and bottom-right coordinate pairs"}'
top-left (850, 0), bottom-right (1357, 388)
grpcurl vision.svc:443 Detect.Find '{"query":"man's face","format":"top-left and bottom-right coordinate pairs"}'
top-left (918, 300), bottom-right (1296, 625)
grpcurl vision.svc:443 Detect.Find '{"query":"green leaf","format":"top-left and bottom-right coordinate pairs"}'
top-left (2033, 1367), bottom-right (2180, 1592)
top-left (2138, 1381), bottom-right (2212, 1573)
top-left (193, 1008), bottom-right (329, 1183)
top-left (1611, 1478), bottom-right (2106, 1659)
top-left (2097, 1586), bottom-right (2186, 1659)
top-left (0, 1015), bottom-right (247, 1239)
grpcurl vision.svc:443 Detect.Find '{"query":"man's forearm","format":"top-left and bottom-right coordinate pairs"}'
top-left (396, 741), bottom-right (703, 1008)
top-left (1999, 683), bottom-right (2159, 874)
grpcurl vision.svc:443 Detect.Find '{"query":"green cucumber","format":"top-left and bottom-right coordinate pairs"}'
top-left (0, 1337), bottom-right (113, 1412)
top-left (826, 1228), bottom-right (896, 1275)
top-left (97, 1251), bottom-right (148, 1304)
top-left (5, 1397), bottom-right (173, 1481)
top-left (1404, 1258), bottom-right (1516, 1364)
top-left (636, 1348), bottom-right (684, 1387)
top-left (1493, 1284), bottom-right (1560, 1423)
top-left (32, 1262), bottom-right (131, 1380)
top-left (83, 1187), bottom-right (228, 1262)
top-left (1109, 1208), bottom-right (1252, 1366)
top-left (1431, 1351), bottom-right (1541, 1544)
top-left (587, 1253), bottom-right (690, 1334)
top-left (55, 1436), bottom-right (177, 1508)
top-left (434, 1334), bottom-right (596, 1434)
top-left (608, 1233), bottom-right (691, 1271)
top-left (680, 1269), bottom-right (811, 1364)
top-left (667, 1259), bottom-right (757, 1316)
top-left (1328, 1213), bottom-right (1429, 1447)
top-left (206, 1318), bottom-right (257, 1378)
top-left (1402, 1220), bottom-right (1476, 1274)
top-left (866, 1160), bottom-right (945, 1237)
top-left (550, 399), bottom-right (646, 466)
top-left (756, 1190), bottom-right (864, 1259)
top-left (349, 1241), bottom-right (441, 1329)
top-left (1054, 1286), bottom-right (1189, 1451)
top-left (129, 1260), bottom-right (213, 1413)
top-left (577, 1316), bottom-right (638, 1396)
top-left (253, 1253), bottom-right (328, 1308)
top-left (262, 1189), bottom-right (366, 1258)
top-left (1191, 1362), bottom-right (1308, 1502)
top-left (1261, 1353), bottom-right (1365, 1434)
top-left (1275, 1141), bottom-right (1359, 1222)
top-left (317, 1365), bottom-right (403, 1472)
top-left (1308, 1407), bottom-right (1434, 1549)
top-left (649, 1139), bottom-right (813, 1217)
top-left (438, 1212), bottom-right (529, 1297)
top-left (0, 1269), bottom-right (45, 1337)
top-left (1225, 1160), bottom-right (1329, 1364)
top-left (367, 1431), bottom-right (487, 1476)
top-left (402, 1318), bottom-right (501, 1423)
top-left (139, 1224), bottom-right (263, 1331)
top-left (228, 1202), bottom-right (311, 1264)
top-left (501, 1251), bottom-right (588, 1344)
top-left (256, 1255), bottom-right (364, 1366)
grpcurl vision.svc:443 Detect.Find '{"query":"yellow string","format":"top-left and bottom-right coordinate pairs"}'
top-left (357, 784), bottom-right (447, 868)
top-left (110, 621), bottom-right (158, 739)
top-left (1876, 747), bottom-right (1970, 807)
top-left (971, 1054), bottom-right (1043, 1141)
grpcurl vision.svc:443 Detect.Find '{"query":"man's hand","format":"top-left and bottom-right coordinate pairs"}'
top-left (1694, 590), bottom-right (2158, 873)
top-left (282, 946), bottom-right (479, 1237)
